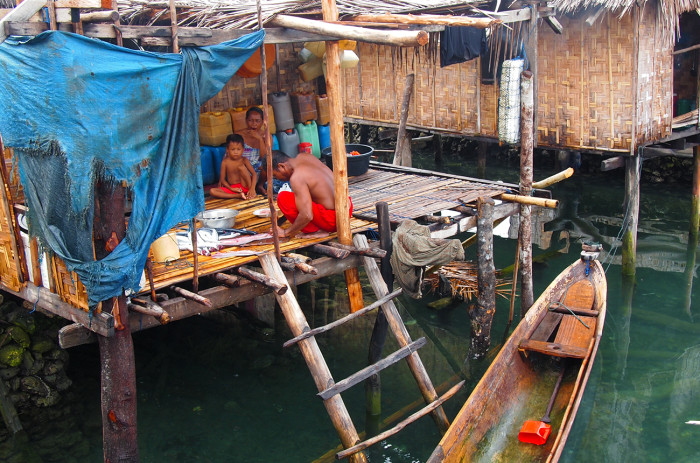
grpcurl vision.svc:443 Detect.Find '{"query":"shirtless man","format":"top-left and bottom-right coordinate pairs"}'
top-left (271, 150), bottom-right (353, 238)
top-left (209, 134), bottom-right (257, 200)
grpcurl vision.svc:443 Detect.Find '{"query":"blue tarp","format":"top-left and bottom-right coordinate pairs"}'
top-left (0, 30), bottom-right (265, 307)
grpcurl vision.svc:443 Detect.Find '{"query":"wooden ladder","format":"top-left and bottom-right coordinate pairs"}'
top-left (258, 234), bottom-right (463, 461)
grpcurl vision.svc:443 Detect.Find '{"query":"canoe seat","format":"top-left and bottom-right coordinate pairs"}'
top-left (519, 279), bottom-right (597, 358)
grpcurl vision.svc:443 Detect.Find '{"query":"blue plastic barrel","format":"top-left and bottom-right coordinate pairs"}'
top-left (212, 146), bottom-right (226, 180)
top-left (318, 123), bottom-right (331, 151)
top-left (200, 146), bottom-right (216, 185)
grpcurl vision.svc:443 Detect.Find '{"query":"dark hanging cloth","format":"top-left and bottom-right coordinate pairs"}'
top-left (440, 26), bottom-right (485, 67)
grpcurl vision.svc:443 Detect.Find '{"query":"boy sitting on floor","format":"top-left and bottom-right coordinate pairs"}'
top-left (210, 134), bottom-right (257, 200)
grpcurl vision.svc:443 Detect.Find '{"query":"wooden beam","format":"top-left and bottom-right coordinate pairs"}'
top-left (544, 15), bottom-right (563, 34)
top-left (270, 14), bottom-right (429, 47)
top-left (283, 288), bottom-right (403, 348)
top-left (4, 282), bottom-right (114, 337)
top-left (600, 155), bottom-right (626, 171)
top-left (5, 21), bottom-right (340, 45)
top-left (318, 337), bottom-right (427, 400)
top-left (347, 13), bottom-right (498, 28)
top-left (58, 254), bottom-right (363, 348)
top-left (0, 0), bottom-right (46, 44)
top-left (336, 380), bottom-right (465, 460)
top-left (258, 252), bottom-right (366, 463)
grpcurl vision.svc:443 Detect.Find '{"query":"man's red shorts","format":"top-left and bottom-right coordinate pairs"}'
top-left (277, 191), bottom-right (353, 233)
top-left (221, 183), bottom-right (249, 194)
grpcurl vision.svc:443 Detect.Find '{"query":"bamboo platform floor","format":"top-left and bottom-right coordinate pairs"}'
top-left (144, 166), bottom-right (507, 292)
top-left (348, 167), bottom-right (508, 222)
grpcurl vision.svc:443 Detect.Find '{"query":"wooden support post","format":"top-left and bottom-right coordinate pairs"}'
top-left (93, 181), bottom-right (138, 463)
top-left (472, 197), bottom-right (496, 358)
top-left (622, 155), bottom-right (640, 276)
top-left (354, 234), bottom-right (451, 433)
top-left (523, 6), bottom-right (538, 147)
top-left (259, 252), bottom-right (367, 463)
top-left (145, 257), bottom-right (157, 301)
top-left (191, 218), bottom-right (199, 293)
top-left (322, 0), bottom-right (363, 315)
top-left (29, 237), bottom-right (42, 287)
top-left (257, 0), bottom-right (281, 261)
top-left (433, 133), bottom-right (442, 164)
top-left (519, 70), bottom-right (534, 314)
top-left (394, 73), bottom-right (415, 166)
top-left (359, 124), bottom-right (370, 145)
top-left (168, 0), bottom-right (179, 53)
top-left (691, 146), bottom-right (700, 241)
top-left (477, 142), bottom-right (487, 178)
top-left (365, 201), bottom-right (392, 435)
top-left (684, 226), bottom-right (698, 321)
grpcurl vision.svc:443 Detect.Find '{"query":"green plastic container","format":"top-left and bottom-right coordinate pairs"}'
top-left (295, 120), bottom-right (321, 158)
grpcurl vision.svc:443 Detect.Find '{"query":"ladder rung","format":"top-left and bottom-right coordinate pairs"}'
top-left (335, 380), bottom-right (466, 460)
top-left (283, 288), bottom-right (403, 348)
top-left (318, 337), bottom-right (426, 401)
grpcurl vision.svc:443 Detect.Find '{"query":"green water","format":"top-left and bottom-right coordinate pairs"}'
top-left (10, 148), bottom-right (700, 462)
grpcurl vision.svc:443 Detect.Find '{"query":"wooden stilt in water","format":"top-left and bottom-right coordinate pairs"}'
top-left (477, 142), bottom-right (487, 178)
top-left (519, 70), bottom-right (534, 314)
top-left (93, 181), bottom-right (138, 463)
top-left (365, 201), bottom-right (392, 435)
top-left (394, 73), bottom-right (415, 167)
top-left (622, 155), bottom-right (640, 276)
top-left (354, 234), bottom-right (451, 433)
top-left (690, 146), bottom-right (700, 241)
top-left (433, 133), bottom-right (443, 164)
top-left (471, 197), bottom-right (496, 358)
top-left (259, 252), bottom-right (368, 463)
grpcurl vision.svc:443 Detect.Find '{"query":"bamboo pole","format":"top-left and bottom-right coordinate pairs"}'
top-left (257, 0), bottom-right (281, 261)
top-left (191, 218), bottom-right (199, 292)
top-left (258, 253), bottom-right (367, 463)
top-left (519, 70), bottom-right (534, 314)
top-left (532, 167), bottom-right (574, 189)
top-left (270, 14), bottom-right (429, 47)
top-left (0, 0), bottom-right (45, 44)
top-left (347, 13), bottom-right (497, 28)
top-left (393, 73), bottom-right (415, 166)
top-left (498, 193), bottom-right (558, 208)
top-left (322, 0), bottom-right (363, 314)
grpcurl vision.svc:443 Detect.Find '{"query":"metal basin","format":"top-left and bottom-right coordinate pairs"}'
top-left (195, 209), bottom-right (239, 229)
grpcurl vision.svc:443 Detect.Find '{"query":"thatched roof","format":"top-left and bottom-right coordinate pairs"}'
top-left (550, 0), bottom-right (700, 36)
top-left (117, 0), bottom-right (489, 30)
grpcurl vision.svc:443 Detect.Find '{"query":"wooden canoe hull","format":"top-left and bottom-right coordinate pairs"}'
top-left (428, 258), bottom-right (607, 463)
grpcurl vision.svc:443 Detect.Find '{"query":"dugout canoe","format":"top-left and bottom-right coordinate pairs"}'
top-left (428, 251), bottom-right (607, 463)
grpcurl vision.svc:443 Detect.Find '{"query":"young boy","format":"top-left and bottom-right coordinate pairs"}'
top-left (209, 134), bottom-right (257, 200)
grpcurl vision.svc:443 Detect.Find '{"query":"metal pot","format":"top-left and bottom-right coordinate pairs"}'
top-left (195, 209), bottom-right (239, 229)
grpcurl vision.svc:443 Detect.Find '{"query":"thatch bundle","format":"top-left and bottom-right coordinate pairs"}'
top-left (424, 261), bottom-right (512, 302)
top-left (551, 0), bottom-right (700, 38)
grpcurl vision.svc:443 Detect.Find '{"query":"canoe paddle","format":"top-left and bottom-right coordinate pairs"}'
top-left (518, 365), bottom-right (566, 445)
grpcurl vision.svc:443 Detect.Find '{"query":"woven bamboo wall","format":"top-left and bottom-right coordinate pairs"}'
top-left (635, 5), bottom-right (673, 146)
top-left (537, 9), bottom-right (672, 151)
top-left (341, 42), bottom-right (500, 135)
top-left (0, 147), bottom-right (21, 292)
top-left (201, 43), bottom-right (317, 113)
